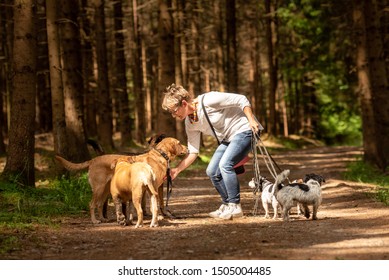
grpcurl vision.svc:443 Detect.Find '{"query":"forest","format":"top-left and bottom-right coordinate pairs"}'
top-left (0, 0), bottom-right (388, 186)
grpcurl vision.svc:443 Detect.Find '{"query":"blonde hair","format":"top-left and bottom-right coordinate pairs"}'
top-left (162, 84), bottom-right (192, 111)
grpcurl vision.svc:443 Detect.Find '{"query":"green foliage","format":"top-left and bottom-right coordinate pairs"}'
top-left (276, 0), bottom-right (361, 145)
top-left (344, 160), bottom-right (389, 205)
top-left (51, 173), bottom-right (91, 213)
top-left (315, 72), bottom-right (362, 145)
top-left (0, 174), bottom-right (91, 229)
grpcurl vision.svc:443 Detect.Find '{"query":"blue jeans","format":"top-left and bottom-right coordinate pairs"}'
top-left (206, 130), bottom-right (253, 204)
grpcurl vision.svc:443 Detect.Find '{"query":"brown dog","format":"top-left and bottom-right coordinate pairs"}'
top-left (55, 137), bottom-right (187, 224)
top-left (86, 134), bottom-right (166, 219)
top-left (110, 160), bottom-right (159, 227)
top-left (55, 135), bottom-right (165, 224)
top-left (110, 137), bottom-right (187, 227)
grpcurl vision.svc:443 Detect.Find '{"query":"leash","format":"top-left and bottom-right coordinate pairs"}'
top-left (251, 130), bottom-right (290, 215)
top-left (252, 132), bottom-right (289, 182)
top-left (154, 148), bottom-right (175, 218)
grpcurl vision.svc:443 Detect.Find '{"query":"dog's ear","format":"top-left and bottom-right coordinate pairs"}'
top-left (147, 133), bottom-right (167, 147)
top-left (156, 134), bottom-right (167, 143)
top-left (304, 173), bottom-right (325, 184)
top-left (111, 159), bottom-right (118, 169)
top-left (303, 173), bottom-right (314, 183)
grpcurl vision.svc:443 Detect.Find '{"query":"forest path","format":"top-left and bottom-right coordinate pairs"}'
top-left (2, 145), bottom-right (389, 260)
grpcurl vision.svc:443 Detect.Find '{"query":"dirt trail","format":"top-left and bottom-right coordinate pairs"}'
top-left (2, 146), bottom-right (389, 260)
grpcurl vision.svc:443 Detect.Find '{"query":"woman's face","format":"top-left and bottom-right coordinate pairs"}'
top-left (170, 100), bottom-right (189, 121)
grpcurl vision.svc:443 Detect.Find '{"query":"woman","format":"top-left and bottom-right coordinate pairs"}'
top-left (162, 84), bottom-right (261, 220)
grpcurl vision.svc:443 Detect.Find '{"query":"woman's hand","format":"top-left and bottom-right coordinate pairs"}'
top-left (170, 168), bottom-right (180, 180)
top-left (249, 119), bottom-right (260, 134)
top-left (170, 153), bottom-right (198, 180)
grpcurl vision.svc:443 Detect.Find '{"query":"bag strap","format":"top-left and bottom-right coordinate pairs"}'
top-left (201, 94), bottom-right (221, 145)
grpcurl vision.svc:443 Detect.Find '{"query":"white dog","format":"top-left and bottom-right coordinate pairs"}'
top-left (249, 173), bottom-right (282, 219)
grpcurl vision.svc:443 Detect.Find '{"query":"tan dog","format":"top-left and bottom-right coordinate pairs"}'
top-left (55, 137), bottom-right (187, 224)
top-left (110, 160), bottom-right (159, 227)
top-left (113, 138), bottom-right (187, 226)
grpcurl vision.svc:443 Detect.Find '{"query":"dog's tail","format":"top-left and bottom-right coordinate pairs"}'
top-left (137, 163), bottom-right (158, 196)
top-left (270, 169), bottom-right (290, 197)
top-left (55, 155), bottom-right (91, 171)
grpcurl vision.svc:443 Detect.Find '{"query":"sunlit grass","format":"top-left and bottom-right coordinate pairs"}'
top-left (0, 173), bottom-right (91, 228)
top-left (344, 160), bottom-right (389, 205)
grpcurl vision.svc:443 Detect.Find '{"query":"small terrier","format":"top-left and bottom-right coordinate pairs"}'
top-left (273, 171), bottom-right (325, 221)
top-left (249, 175), bottom-right (281, 219)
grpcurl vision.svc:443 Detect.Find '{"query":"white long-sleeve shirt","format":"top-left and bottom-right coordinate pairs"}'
top-left (186, 91), bottom-right (252, 154)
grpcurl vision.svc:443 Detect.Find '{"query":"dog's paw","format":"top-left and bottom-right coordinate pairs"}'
top-left (117, 215), bottom-right (128, 226)
top-left (135, 223), bottom-right (143, 228)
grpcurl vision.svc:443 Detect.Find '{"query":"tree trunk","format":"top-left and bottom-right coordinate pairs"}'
top-left (214, 0), bottom-right (225, 92)
top-left (186, 1), bottom-right (201, 95)
top-left (36, 2), bottom-right (51, 133)
top-left (59, 0), bottom-right (90, 162)
top-left (93, 0), bottom-right (114, 149)
top-left (265, 0), bottom-right (277, 136)
top-left (353, 0), bottom-right (379, 168)
top-left (2, 0), bottom-right (37, 186)
top-left (141, 28), bottom-right (152, 137)
top-left (252, 2), bottom-right (265, 122)
top-left (156, 0), bottom-right (176, 136)
top-left (172, 0), bottom-right (185, 142)
top-left (80, 0), bottom-right (97, 139)
top-left (226, 0), bottom-right (238, 92)
top-left (46, 0), bottom-right (68, 159)
top-left (364, 0), bottom-right (389, 171)
top-left (0, 0), bottom-right (12, 155)
top-left (113, 1), bottom-right (132, 147)
top-left (130, 0), bottom-right (146, 144)
top-left (0, 77), bottom-right (6, 154)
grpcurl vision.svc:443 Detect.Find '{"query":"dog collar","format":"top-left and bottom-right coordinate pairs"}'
top-left (154, 148), bottom-right (170, 165)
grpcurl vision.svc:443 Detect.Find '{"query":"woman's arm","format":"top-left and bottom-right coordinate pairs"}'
top-left (243, 106), bottom-right (260, 133)
top-left (170, 153), bottom-right (198, 180)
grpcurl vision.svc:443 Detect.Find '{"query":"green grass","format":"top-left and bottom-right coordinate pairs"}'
top-left (0, 173), bottom-right (91, 229)
top-left (0, 173), bottom-right (91, 256)
top-left (344, 160), bottom-right (389, 205)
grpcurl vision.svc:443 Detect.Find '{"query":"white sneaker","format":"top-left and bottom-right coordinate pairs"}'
top-left (219, 203), bottom-right (244, 220)
top-left (209, 204), bottom-right (227, 218)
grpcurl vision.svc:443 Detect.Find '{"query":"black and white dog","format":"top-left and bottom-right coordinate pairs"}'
top-left (249, 174), bottom-right (281, 219)
top-left (249, 173), bottom-right (308, 219)
top-left (273, 170), bottom-right (325, 221)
